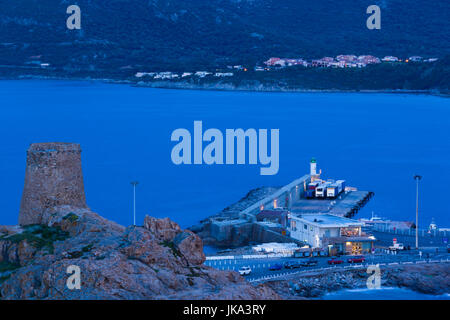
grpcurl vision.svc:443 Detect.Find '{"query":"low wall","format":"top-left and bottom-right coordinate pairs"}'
top-left (372, 230), bottom-right (448, 247)
top-left (239, 174), bottom-right (310, 219)
top-left (208, 220), bottom-right (303, 247)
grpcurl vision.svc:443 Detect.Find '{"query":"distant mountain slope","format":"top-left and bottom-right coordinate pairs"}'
top-left (0, 0), bottom-right (449, 70)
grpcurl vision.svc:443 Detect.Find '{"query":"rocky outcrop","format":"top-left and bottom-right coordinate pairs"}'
top-left (173, 231), bottom-right (205, 265)
top-left (143, 216), bottom-right (181, 241)
top-left (265, 263), bottom-right (450, 299)
top-left (0, 210), bottom-right (279, 299)
top-left (19, 143), bottom-right (87, 226)
top-left (1, 142), bottom-right (279, 300)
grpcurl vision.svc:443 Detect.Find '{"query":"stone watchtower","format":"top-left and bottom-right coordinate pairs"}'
top-left (19, 143), bottom-right (87, 225)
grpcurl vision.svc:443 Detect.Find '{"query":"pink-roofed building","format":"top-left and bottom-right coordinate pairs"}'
top-left (264, 57), bottom-right (282, 66)
top-left (358, 55), bottom-right (381, 64)
top-left (382, 56), bottom-right (399, 62)
top-left (336, 55), bottom-right (358, 63)
top-left (311, 57), bottom-right (335, 67)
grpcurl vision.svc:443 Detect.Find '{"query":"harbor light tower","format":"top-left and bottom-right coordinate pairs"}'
top-left (310, 157), bottom-right (317, 176)
top-left (310, 157), bottom-right (321, 181)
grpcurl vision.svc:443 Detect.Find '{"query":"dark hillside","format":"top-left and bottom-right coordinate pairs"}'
top-left (0, 0), bottom-right (448, 70)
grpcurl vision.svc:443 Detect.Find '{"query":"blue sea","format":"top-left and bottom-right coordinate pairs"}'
top-left (322, 287), bottom-right (450, 300)
top-left (1, 80), bottom-right (449, 228)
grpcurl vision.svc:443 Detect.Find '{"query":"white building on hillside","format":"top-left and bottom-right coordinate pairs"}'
top-left (382, 56), bottom-right (399, 62)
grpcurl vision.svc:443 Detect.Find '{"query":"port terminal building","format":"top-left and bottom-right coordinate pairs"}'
top-left (289, 214), bottom-right (376, 255)
top-left (203, 158), bottom-right (375, 251)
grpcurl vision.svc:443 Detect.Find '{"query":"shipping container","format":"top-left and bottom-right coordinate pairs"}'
top-left (305, 181), bottom-right (320, 198)
top-left (315, 182), bottom-right (331, 198)
top-left (305, 189), bottom-right (315, 198)
top-left (326, 184), bottom-right (339, 198)
top-left (336, 180), bottom-right (346, 194)
top-left (308, 181), bottom-right (320, 190)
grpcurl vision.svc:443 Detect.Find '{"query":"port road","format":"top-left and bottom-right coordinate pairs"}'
top-left (204, 250), bottom-right (449, 282)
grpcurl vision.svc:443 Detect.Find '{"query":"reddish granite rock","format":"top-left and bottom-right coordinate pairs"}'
top-left (143, 216), bottom-right (181, 241)
top-left (173, 230), bottom-right (206, 265)
top-left (0, 212), bottom-right (279, 299)
top-left (0, 143), bottom-right (279, 300)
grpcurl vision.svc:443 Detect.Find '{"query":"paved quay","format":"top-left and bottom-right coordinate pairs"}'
top-left (291, 190), bottom-right (374, 218)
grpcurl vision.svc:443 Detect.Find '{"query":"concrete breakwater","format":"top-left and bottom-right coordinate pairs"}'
top-left (192, 173), bottom-right (374, 248)
top-left (191, 175), bottom-right (310, 247)
top-left (192, 179), bottom-right (309, 248)
top-left (192, 187), bottom-right (297, 247)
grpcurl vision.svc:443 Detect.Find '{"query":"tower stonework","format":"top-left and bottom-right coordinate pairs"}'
top-left (19, 143), bottom-right (87, 225)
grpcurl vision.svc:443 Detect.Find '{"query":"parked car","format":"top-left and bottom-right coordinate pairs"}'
top-left (269, 263), bottom-right (283, 271)
top-left (327, 257), bottom-right (344, 265)
top-left (300, 258), bottom-right (318, 267)
top-left (238, 266), bottom-right (252, 276)
top-left (347, 256), bottom-right (366, 263)
top-left (284, 261), bottom-right (301, 269)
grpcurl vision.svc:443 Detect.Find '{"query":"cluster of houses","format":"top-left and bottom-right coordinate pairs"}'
top-left (133, 54), bottom-right (439, 80)
top-left (135, 71), bottom-right (234, 80)
top-left (263, 55), bottom-right (438, 69)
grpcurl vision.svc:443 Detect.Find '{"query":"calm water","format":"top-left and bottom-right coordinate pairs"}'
top-left (1, 80), bottom-right (449, 228)
top-left (322, 287), bottom-right (450, 300)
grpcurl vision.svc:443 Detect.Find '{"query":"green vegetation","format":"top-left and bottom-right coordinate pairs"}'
top-left (0, 224), bottom-right (69, 254)
top-left (63, 212), bottom-right (79, 223)
top-left (0, 261), bottom-right (21, 284)
top-left (188, 267), bottom-right (201, 278)
top-left (0, 275), bottom-right (11, 283)
top-left (0, 0), bottom-right (448, 80)
top-left (0, 261), bottom-right (20, 273)
top-left (81, 244), bottom-right (94, 253)
top-left (151, 267), bottom-right (160, 273)
top-left (160, 241), bottom-right (182, 258)
top-left (67, 251), bottom-right (83, 259)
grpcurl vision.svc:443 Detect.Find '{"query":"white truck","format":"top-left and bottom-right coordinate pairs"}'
top-left (389, 242), bottom-right (405, 251)
top-left (315, 182), bottom-right (331, 198)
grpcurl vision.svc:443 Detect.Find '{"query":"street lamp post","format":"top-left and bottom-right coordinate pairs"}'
top-left (131, 181), bottom-right (139, 226)
top-left (414, 175), bottom-right (422, 249)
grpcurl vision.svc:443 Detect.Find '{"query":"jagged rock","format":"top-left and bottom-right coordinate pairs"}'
top-left (0, 143), bottom-right (279, 300)
top-left (1, 210), bottom-right (280, 299)
top-left (143, 216), bottom-right (181, 241)
top-left (173, 231), bottom-right (205, 265)
top-left (264, 263), bottom-right (450, 299)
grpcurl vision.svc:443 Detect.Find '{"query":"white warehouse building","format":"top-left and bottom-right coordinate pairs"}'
top-left (289, 214), bottom-right (375, 255)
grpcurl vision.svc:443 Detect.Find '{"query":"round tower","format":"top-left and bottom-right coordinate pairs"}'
top-left (19, 143), bottom-right (87, 225)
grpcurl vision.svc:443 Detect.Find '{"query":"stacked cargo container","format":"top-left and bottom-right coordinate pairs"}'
top-left (326, 180), bottom-right (346, 198)
top-left (305, 181), bottom-right (320, 198)
top-left (315, 182), bottom-right (331, 198)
